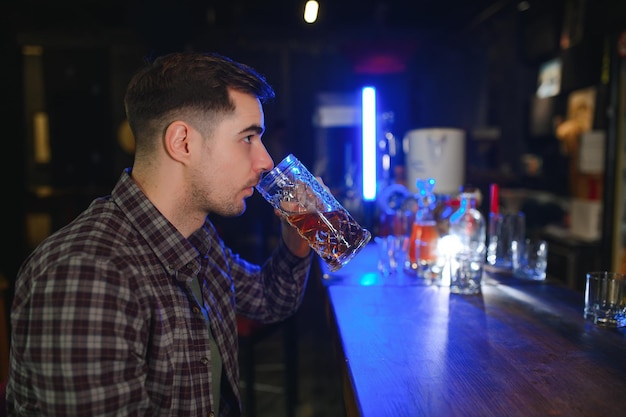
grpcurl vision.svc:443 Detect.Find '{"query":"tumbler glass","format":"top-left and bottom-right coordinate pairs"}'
top-left (584, 271), bottom-right (626, 327)
top-left (486, 211), bottom-right (525, 271)
top-left (256, 154), bottom-right (371, 272)
top-left (512, 238), bottom-right (548, 280)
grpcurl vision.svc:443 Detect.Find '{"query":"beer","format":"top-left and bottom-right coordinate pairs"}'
top-left (287, 209), bottom-right (371, 271)
top-left (257, 154), bottom-right (371, 272)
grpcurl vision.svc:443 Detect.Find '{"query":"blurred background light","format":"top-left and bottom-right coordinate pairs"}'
top-left (362, 86), bottom-right (376, 201)
top-left (304, 1), bottom-right (319, 23)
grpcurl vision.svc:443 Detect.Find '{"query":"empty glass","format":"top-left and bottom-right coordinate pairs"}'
top-left (584, 271), bottom-right (626, 327)
top-left (512, 239), bottom-right (548, 280)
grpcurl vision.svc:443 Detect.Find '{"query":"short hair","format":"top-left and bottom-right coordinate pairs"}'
top-left (124, 51), bottom-right (275, 153)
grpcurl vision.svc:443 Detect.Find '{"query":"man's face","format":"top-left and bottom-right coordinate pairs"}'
top-left (190, 89), bottom-right (274, 217)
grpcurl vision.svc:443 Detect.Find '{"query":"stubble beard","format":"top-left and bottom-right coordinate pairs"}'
top-left (212, 194), bottom-right (247, 218)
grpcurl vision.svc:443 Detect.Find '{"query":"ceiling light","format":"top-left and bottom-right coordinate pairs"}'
top-left (304, 1), bottom-right (319, 24)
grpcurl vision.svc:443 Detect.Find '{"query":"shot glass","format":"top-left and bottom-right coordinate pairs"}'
top-left (584, 271), bottom-right (626, 327)
top-left (375, 235), bottom-right (409, 276)
top-left (449, 250), bottom-right (485, 295)
top-left (512, 238), bottom-right (548, 280)
top-left (256, 154), bottom-right (371, 272)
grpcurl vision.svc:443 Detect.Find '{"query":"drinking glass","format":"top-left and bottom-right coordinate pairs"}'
top-left (584, 271), bottom-right (626, 327)
top-left (256, 154), bottom-right (371, 272)
top-left (512, 238), bottom-right (548, 280)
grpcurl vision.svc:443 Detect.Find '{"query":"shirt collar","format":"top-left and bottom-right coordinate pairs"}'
top-left (111, 168), bottom-right (201, 274)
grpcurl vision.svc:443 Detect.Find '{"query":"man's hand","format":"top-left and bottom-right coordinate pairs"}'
top-left (277, 176), bottom-right (329, 258)
top-left (278, 211), bottom-right (311, 258)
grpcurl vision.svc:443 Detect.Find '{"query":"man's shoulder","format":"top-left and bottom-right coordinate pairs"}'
top-left (32, 200), bottom-right (140, 262)
top-left (62, 199), bottom-right (134, 240)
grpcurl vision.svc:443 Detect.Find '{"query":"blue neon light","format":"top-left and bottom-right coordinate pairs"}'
top-left (362, 86), bottom-right (377, 201)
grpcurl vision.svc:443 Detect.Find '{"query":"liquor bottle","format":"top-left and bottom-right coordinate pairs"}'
top-left (445, 187), bottom-right (486, 293)
top-left (408, 178), bottom-right (439, 277)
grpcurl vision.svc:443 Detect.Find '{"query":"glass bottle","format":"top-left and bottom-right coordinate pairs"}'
top-left (408, 178), bottom-right (439, 278)
top-left (375, 183), bottom-right (412, 275)
top-left (445, 188), bottom-right (486, 293)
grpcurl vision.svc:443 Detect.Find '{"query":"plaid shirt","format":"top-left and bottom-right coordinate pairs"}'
top-left (8, 169), bottom-right (312, 417)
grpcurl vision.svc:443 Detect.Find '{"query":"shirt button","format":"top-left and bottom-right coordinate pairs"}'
top-left (192, 306), bottom-right (201, 314)
top-left (200, 357), bottom-right (209, 365)
top-left (209, 412), bottom-right (214, 417)
top-left (187, 263), bottom-right (194, 269)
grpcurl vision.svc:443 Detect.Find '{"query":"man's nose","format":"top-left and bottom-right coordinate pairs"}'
top-left (259, 145), bottom-right (275, 172)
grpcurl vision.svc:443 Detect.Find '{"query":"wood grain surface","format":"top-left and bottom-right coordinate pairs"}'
top-left (324, 244), bottom-right (626, 417)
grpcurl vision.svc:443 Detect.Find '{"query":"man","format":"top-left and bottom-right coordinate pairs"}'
top-left (7, 52), bottom-right (313, 416)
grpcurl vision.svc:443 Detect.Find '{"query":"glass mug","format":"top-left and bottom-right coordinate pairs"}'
top-left (256, 154), bottom-right (371, 272)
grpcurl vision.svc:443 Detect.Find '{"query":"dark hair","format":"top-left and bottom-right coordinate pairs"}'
top-left (124, 52), bottom-right (275, 151)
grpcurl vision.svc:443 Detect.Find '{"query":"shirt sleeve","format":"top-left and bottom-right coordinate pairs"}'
top-left (231, 237), bottom-right (314, 323)
top-left (9, 256), bottom-right (154, 416)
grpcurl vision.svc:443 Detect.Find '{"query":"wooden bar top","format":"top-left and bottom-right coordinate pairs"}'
top-left (323, 244), bottom-right (626, 417)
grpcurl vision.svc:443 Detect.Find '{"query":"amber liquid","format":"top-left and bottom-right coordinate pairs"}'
top-left (408, 221), bottom-right (439, 265)
top-left (287, 210), bottom-right (370, 271)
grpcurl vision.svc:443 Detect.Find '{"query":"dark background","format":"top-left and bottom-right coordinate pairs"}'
top-left (1, 0), bottom-right (625, 300)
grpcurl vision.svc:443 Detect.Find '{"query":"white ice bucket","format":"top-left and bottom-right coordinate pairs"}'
top-left (404, 128), bottom-right (465, 195)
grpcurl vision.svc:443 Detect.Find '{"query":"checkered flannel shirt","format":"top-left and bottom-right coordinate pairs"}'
top-left (8, 168), bottom-right (312, 416)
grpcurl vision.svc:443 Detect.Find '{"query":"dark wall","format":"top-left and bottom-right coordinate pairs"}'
top-left (1, 13), bottom-right (26, 281)
top-left (4, 0), bottom-right (623, 274)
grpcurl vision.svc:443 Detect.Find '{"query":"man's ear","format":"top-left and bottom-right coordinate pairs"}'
top-left (164, 121), bottom-right (191, 164)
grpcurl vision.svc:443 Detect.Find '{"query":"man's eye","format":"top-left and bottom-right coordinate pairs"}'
top-left (243, 135), bottom-right (253, 143)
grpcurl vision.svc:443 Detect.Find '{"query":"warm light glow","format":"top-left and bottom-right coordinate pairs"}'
top-left (362, 86), bottom-right (377, 201)
top-left (33, 112), bottom-right (50, 163)
top-left (304, 1), bottom-right (319, 23)
top-left (438, 234), bottom-right (463, 286)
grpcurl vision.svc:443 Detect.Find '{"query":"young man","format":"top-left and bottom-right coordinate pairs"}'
top-left (7, 52), bottom-right (313, 417)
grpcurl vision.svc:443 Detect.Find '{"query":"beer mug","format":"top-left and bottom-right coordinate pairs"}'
top-left (256, 154), bottom-right (371, 272)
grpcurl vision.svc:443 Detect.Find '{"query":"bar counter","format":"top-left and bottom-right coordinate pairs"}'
top-left (322, 243), bottom-right (626, 417)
